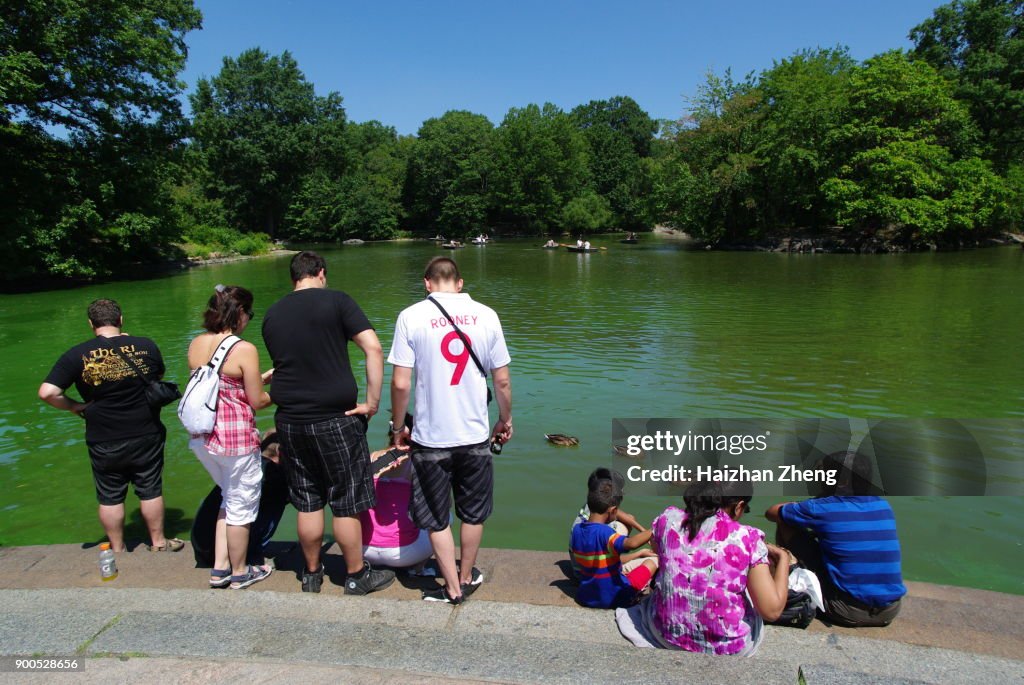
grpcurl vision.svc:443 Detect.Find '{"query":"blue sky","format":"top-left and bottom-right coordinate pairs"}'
top-left (180, 1), bottom-right (948, 135)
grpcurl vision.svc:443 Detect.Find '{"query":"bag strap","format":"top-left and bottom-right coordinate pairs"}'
top-left (427, 296), bottom-right (487, 379)
top-left (98, 336), bottom-right (154, 382)
top-left (206, 335), bottom-right (242, 375)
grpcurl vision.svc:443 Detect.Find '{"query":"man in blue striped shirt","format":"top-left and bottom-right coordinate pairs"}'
top-left (765, 451), bottom-right (906, 627)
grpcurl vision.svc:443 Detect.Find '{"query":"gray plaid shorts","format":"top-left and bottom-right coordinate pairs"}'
top-left (276, 415), bottom-right (375, 517)
top-left (409, 440), bottom-right (493, 531)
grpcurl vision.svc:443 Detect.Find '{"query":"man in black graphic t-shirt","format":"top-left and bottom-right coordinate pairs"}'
top-left (38, 299), bottom-right (183, 553)
top-left (262, 251), bottom-right (394, 595)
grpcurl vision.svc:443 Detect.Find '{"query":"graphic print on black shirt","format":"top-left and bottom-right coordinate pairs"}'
top-left (44, 335), bottom-right (166, 443)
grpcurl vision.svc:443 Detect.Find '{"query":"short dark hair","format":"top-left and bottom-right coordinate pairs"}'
top-left (424, 256), bottom-right (460, 283)
top-left (202, 285), bottom-right (254, 333)
top-left (587, 467), bottom-right (625, 493)
top-left (87, 299), bottom-right (122, 328)
top-left (587, 479), bottom-right (623, 514)
top-left (290, 251), bottom-right (327, 282)
top-left (822, 450), bottom-right (876, 495)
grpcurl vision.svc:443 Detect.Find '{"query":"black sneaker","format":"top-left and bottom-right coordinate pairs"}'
top-left (460, 567), bottom-right (484, 597)
top-left (344, 562), bottom-right (396, 595)
top-left (422, 585), bottom-right (463, 605)
top-left (301, 564), bottom-right (324, 593)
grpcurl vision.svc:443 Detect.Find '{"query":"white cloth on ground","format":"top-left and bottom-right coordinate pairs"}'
top-left (789, 566), bottom-right (825, 611)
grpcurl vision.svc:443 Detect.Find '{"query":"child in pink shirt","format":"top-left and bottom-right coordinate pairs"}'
top-left (359, 450), bottom-right (433, 569)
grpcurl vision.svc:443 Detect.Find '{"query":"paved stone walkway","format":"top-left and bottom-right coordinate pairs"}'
top-left (0, 544), bottom-right (1020, 684)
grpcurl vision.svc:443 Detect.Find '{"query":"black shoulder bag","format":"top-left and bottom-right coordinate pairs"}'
top-left (427, 296), bottom-right (492, 405)
top-left (100, 338), bottom-right (181, 409)
top-left (765, 560), bottom-right (817, 629)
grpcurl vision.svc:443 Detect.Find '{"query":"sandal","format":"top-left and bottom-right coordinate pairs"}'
top-left (209, 568), bottom-right (231, 588)
top-left (148, 538), bottom-right (185, 552)
top-left (230, 564), bottom-right (273, 590)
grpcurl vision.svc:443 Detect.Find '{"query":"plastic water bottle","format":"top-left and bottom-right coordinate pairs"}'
top-left (98, 542), bottom-right (118, 581)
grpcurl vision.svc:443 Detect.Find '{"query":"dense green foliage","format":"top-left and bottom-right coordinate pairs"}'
top-left (190, 48), bottom-right (348, 238)
top-left (911, 0), bottom-right (1024, 170)
top-left (2, 0), bottom-right (1021, 281)
top-left (571, 96), bottom-right (658, 229)
top-left (404, 111), bottom-right (494, 234)
top-left (822, 51), bottom-right (1008, 238)
top-left (658, 13), bottom-right (1020, 246)
top-left (1, 0), bottom-right (201, 279)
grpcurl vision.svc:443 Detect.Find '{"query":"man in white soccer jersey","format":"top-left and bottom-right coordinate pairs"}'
top-left (388, 256), bottom-right (513, 604)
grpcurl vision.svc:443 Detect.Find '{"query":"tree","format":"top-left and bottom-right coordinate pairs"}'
top-left (1, 0), bottom-right (200, 135)
top-left (190, 48), bottom-right (348, 237)
top-left (561, 191), bottom-right (614, 233)
top-left (287, 121), bottom-right (408, 241)
top-left (0, 0), bottom-right (201, 279)
top-left (404, 111), bottom-right (494, 235)
top-left (490, 103), bottom-right (590, 232)
top-left (571, 96), bottom-right (658, 228)
top-left (659, 69), bottom-right (764, 242)
top-left (822, 51), bottom-right (1008, 240)
top-left (755, 48), bottom-right (857, 228)
top-left (911, 0), bottom-right (1024, 169)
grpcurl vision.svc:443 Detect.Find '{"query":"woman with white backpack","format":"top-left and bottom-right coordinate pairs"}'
top-left (186, 284), bottom-right (274, 590)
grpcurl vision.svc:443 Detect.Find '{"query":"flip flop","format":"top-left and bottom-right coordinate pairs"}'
top-left (148, 538), bottom-right (185, 552)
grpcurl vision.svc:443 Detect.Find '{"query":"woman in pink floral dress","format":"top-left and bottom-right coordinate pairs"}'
top-left (619, 482), bottom-right (792, 656)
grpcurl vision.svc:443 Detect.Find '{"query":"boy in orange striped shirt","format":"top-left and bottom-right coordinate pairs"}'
top-left (570, 479), bottom-right (658, 608)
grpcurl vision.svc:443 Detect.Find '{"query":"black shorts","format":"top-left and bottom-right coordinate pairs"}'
top-left (88, 430), bottom-right (166, 505)
top-left (409, 440), bottom-right (493, 531)
top-left (276, 415), bottom-right (375, 517)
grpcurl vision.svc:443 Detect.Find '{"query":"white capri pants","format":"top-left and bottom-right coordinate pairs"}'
top-left (190, 438), bottom-right (262, 526)
top-left (363, 529), bottom-right (434, 568)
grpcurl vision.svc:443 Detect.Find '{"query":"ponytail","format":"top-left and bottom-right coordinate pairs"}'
top-left (683, 482), bottom-right (722, 541)
top-left (202, 284), bottom-right (254, 333)
top-left (682, 481), bottom-right (751, 541)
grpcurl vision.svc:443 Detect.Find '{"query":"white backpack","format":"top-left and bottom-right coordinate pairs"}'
top-left (177, 335), bottom-right (241, 434)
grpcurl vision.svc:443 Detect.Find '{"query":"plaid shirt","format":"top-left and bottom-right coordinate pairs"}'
top-left (204, 375), bottom-right (259, 457)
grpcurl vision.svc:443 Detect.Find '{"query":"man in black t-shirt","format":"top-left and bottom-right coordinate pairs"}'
top-left (262, 251), bottom-right (395, 595)
top-left (38, 299), bottom-right (183, 553)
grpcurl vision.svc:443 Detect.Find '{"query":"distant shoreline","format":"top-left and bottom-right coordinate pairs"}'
top-left (4, 231), bottom-right (1021, 294)
top-left (651, 225), bottom-right (1024, 254)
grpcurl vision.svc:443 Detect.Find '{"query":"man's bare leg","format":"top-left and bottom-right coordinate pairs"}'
top-left (430, 525), bottom-right (462, 599)
top-left (333, 515), bottom-right (365, 574)
top-left (98, 503), bottom-right (125, 552)
top-left (138, 496), bottom-right (168, 548)
top-left (297, 510), bottom-right (325, 572)
top-left (459, 522), bottom-right (484, 585)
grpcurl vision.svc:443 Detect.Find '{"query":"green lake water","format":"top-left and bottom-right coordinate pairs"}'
top-left (1, 237), bottom-right (1021, 594)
